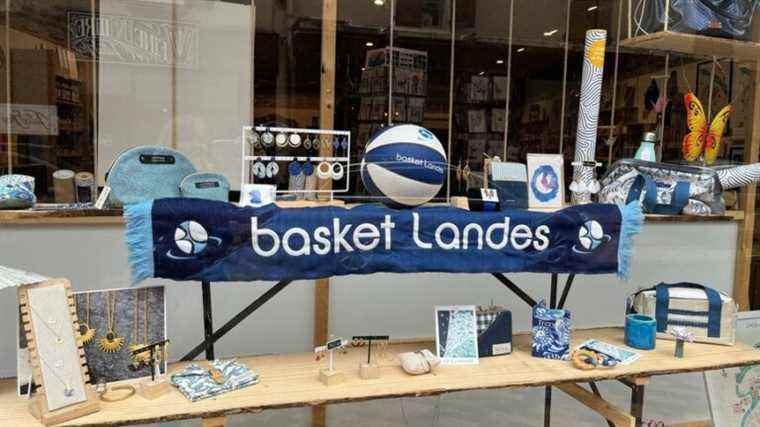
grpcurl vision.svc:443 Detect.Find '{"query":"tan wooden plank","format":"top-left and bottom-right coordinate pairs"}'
top-left (557, 383), bottom-right (634, 427)
top-left (668, 421), bottom-right (712, 427)
top-left (734, 60), bottom-right (760, 310)
top-left (619, 31), bottom-right (760, 60)
top-left (0, 327), bottom-right (758, 426)
top-left (202, 416), bottom-right (227, 427)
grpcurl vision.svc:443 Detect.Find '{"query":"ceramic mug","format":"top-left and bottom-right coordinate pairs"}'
top-left (239, 184), bottom-right (276, 208)
top-left (625, 314), bottom-right (656, 350)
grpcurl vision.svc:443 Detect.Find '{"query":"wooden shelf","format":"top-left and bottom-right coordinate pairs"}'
top-left (619, 31), bottom-right (760, 61)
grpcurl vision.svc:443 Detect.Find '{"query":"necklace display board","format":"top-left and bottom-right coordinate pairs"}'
top-left (18, 278), bottom-right (99, 425)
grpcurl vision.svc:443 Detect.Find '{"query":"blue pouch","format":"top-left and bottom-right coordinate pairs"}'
top-left (106, 145), bottom-right (197, 206)
top-left (531, 300), bottom-right (571, 361)
top-left (477, 307), bottom-right (512, 357)
top-left (488, 161), bottom-right (527, 209)
top-left (0, 175), bottom-right (36, 209)
top-left (180, 172), bottom-right (230, 202)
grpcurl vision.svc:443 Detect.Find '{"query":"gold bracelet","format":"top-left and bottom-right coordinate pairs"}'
top-left (99, 384), bottom-right (136, 402)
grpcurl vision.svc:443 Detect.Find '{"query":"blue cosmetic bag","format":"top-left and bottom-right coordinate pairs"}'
top-left (106, 145), bottom-right (197, 206)
top-left (0, 175), bottom-right (36, 209)
top-left (180, 172), bottom-right (230, 202)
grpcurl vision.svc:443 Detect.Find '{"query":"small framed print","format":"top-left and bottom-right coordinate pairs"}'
top-left (526, 153), bottom-right (565, 209)
top-left (435, 305), bottom-right (479, 365)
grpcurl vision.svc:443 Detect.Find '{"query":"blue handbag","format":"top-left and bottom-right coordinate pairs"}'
top-left (106, 146), bottom-right (197, 206)
top-left (180, 172), bottom-right (230, 202)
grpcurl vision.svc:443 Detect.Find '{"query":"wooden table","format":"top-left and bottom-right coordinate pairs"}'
top-left (1, 327), bottom-right (758, 427)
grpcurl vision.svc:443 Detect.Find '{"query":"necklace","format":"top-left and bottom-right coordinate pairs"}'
top-left (98, 292), bottom-right (124, 353)
top-left (28, 304), bottom-right (66, 345)
top-left (37, 352), bottom-right (79, 397)
top-left (78, 293), bottom-right (96, 345)
top-left (129, 290), bottom-right (150, 366)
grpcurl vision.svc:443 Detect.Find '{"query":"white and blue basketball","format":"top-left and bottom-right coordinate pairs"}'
top-left (174, 221), bottom-right (208, 255)
top-left (361, 124), bottom-right (447, 208)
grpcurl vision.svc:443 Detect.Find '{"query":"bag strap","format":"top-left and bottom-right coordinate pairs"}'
top-left (655, 282), bottom-right (722, 337)
top-left (626, 174), bottom-right (690, 215)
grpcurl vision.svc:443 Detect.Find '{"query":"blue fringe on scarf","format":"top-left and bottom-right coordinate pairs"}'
top-left (124, 201), bottom-right (155, 284)
top-left (617, 201), bottom-right (644, 281)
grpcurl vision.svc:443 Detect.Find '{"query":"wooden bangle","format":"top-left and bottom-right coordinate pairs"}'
top-left (99, 384), bottom-right (136, 402)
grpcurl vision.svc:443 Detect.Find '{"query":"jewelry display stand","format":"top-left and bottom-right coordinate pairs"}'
top-left (19, 279), bottom-right (100, 426)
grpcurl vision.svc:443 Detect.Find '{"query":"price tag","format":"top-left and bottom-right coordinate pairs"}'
top-left (94, 186), bottom-right (111, 210)
top-left (480, 188), bottom-right (498, 203)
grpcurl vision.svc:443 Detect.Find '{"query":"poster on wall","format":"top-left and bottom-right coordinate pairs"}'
top-left (0, 104), bottom-right (58, 136)
top-left (705, 311), bottom-right (760, 427)
top-left (435, 306), bottom-right (479, 365)
top-left (526, 153), bottom-right (564, 209)
top-left (17, 286), bottom-right (167, 394)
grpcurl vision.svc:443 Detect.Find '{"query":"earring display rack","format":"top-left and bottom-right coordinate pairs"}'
top-left (240, 126), bottom-right (351, 194)
top-left (18, 278), bottom-right (100, 426)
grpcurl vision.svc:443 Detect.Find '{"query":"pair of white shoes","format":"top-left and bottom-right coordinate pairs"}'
top-left (399, 349), bottom-right (441, 375)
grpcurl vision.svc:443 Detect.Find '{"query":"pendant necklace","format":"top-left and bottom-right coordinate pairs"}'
top-left (37, 352), bottom-right (79, 397)
top-left (129, 290), bottom-right (150, 366)
top-left (98, 292), bottom-right (125, 353)
top-left (28, 304), bottom-right (66, 346)
top-left (78, 293), bottom-right (96, 345)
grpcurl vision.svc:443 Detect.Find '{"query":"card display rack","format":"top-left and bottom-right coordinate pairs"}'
top-left (18, 278), bottom-right (99, 426)
top-left (240, 126), bottom-right (351, 194)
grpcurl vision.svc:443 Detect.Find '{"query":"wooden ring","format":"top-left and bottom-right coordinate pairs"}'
top-left (99, 384), bottom-right (136, 402)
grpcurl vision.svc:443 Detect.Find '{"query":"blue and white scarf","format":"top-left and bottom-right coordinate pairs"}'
top-left (124, 198), bottom-right (642, 284)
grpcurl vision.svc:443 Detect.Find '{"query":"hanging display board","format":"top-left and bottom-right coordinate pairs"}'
top-left (18, 279), bottom-right (99, 425)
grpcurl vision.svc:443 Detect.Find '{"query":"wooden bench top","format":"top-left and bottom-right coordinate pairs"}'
top-left (1, 327), bottom-right (757, 426)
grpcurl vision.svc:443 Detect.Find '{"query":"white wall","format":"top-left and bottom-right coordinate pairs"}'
top-left (0, 220), bottom-right (738, 378)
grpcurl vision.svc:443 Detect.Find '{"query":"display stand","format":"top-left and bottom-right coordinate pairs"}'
top-left (18, 278), bottom-right (100, 426)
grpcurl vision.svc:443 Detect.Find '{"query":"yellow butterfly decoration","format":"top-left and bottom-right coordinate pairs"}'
top-left (682, 92), bottom-right (732, 165)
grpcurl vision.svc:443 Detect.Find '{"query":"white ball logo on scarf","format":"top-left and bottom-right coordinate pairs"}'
top-left (573, 220), bottom-right (611, 254)
top-left (167, 221), bottom-right (222, 260)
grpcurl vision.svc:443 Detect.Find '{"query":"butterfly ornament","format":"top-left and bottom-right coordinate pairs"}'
top-left (682, 92), bottom-right (731, 165)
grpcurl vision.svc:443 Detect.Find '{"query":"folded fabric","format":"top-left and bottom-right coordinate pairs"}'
top-left (532, 300), bottom-right (571, 361)
top-left (170, 359), bottom-right (259, 402)
top-left (0, 175), bottom-right (35, 209)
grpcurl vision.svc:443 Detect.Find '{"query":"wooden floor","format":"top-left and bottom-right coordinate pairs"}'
top-left (0, 327), bottom-right (757, 426)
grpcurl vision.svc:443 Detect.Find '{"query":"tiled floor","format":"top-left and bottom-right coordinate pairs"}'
top-left (142, 372), bottom-right (712, 426)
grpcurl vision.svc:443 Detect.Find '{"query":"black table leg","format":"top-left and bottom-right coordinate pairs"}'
top-left (631, 384), bottom-right (645, 426)
top-left (550, 273), bottom-right (558, 308)
top-left (544, 385), bottom-right (552, 427)
top-left (201, 280), bottom-right (215, 360)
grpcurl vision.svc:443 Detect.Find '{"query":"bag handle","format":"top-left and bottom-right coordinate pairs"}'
top-left (626, 174), bottom-right (690, 215)
top-left (655, 282), bottom-right (722, 337)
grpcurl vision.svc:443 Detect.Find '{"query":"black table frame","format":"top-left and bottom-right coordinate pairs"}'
top-left (180, 273), bottom-right (645, 427)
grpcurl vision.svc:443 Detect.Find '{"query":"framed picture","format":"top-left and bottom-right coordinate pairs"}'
top-left (526, 153), bottom-right (564, 209)
top-left (468, 109), bottom-right (487, 133)
top-left (704, 311), bottom-right (760, 427)
top-left (493, 76), bottom-right (508, 101)
top-left (491, 108), bottom-right (506, 133)
top-left (435, 305), bottom-right (479, 365)
top-left (469, 76), bottom-right (490, 102)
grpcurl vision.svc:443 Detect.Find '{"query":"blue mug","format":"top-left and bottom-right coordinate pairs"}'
top-left (625, 314), bottom-right (656, 350)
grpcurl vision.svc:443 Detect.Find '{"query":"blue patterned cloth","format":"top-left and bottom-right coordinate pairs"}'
top-left (170, 359), bottom-right (259, 402)
top-left (531, 300), bottom-right (571, 361)
top-left (0, 175), bottom-right (35, 209)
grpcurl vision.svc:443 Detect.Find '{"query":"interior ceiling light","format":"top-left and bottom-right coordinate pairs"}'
top-left (496, 59), bottom-right (505, 64)
top-left (587, 5), bottom-right (598, 11)
top-left (517, 47), bottom-right (526, 53)
top-left (366, 42), bottom-right (374, 47)
top-left (374, 0), bottom-right (385, 5)
top-left (478, 71), bottom-right (485, 76)
top-left (543, 29), bottom-right (559, 37)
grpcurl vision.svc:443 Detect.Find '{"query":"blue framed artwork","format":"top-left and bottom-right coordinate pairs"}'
top-left (526, 153), bottom-right (564, 209)
top-left (435, 305), bottom-right (479, 365)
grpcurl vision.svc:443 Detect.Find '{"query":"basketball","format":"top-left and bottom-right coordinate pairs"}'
top-left (361, 124), bottom-right (447, 208)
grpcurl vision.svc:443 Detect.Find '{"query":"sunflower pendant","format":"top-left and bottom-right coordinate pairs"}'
top-left (98, 330), bottom-right (125, 353)
top-left (79, 323), bottom-right (96, 345)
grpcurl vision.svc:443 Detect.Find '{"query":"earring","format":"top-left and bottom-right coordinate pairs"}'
top-left (250, 132), bottom-right (260, 149)
top-left (266, 161), bottom-right (279, 178)
top-left (253, 161), bottom-right (266, 179)
top-left (302, 161), bottom-right (314, 177)
top-left (261, 131), bottom-right (274, 147)
top-left (275, 132), bottom-right (288, 148)
top-left (317, 161), bottom-right (332, 180)
top-left (303, 135), bottom-right (312, 150)
top-left (288, 133), bottom-right (301, 148)
top-left (332, 137), bottom-right (340, 150)
top-left (340, 137), bottom-right (348, 150)
top-left (331, 162), bottom-right (344, 180)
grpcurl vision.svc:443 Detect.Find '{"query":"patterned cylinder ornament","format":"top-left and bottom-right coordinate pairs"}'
top-left (571, 29), bottom-right (607, 205)
top-left (717, 163), bottom-right (760, 190)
